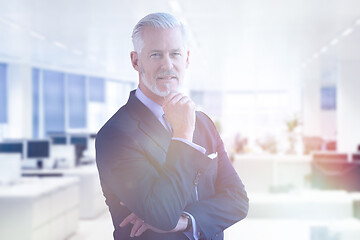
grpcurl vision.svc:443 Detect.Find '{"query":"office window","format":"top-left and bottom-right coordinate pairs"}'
top-left (32, 68), bottom-right (40, 138)
top-left (67, 74), bottom-right (87, 128)
top-left (125, 82), bottom-right (135, 96)
top-left (43, 70), bottom-right (65, 135)
top-left (106, 81), bottom-right (122, 115)
top-left (190, 91), bottom-right (204, 106)
top-left (106, 81), bottom-right (133, 115)
top-left (89, 77), bottom-right (105, 102)
top-left (0, 63), bottom-right (7, 123)
top-left (222, 91), bottom-right (289, 139)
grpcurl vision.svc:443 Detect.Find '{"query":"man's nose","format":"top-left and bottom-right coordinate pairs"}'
top-left (162, 55), bottom-right (174, 70)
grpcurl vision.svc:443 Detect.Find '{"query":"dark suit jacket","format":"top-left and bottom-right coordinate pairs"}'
top-left (96, 90), bottom-right (249, 240)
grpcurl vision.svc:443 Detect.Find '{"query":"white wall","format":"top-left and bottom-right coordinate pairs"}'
top-left (337, 61), bottom-right (360, 152)
top-left (5, 63), bottom-right (32, 139)
top-left (302, 63), bottom-right (322, 137)
top-left (302, 58), bottom-right (338, 140)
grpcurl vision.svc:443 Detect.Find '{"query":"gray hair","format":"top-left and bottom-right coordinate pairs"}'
top-left (131, 12), bottom-right (188, 54)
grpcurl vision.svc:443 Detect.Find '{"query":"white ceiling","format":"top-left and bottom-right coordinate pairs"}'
top-left (1, 0), bottom-right (360, 90)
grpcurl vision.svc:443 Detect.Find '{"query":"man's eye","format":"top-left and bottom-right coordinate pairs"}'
top-left (150, 53), bottom-right (160, 57)
top-left (172, 52), bottom-right (181, 56)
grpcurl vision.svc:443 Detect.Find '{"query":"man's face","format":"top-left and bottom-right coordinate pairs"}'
top-left (132, 26), bottom-right (189, 98)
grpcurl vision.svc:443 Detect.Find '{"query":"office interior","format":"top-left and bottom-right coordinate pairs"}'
top-left (1, 0), bottom-right (360, 239)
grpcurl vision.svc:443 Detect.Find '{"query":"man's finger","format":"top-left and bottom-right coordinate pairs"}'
top-left (178, 96), bottom-right (191, 104)
top-left (169, 94), bottom-right (185, 105)
top-left (163, 92), bottom-right (181, 106)
top-left (119, 213), bottom-right (137, 227)
top-left (130, 219), bottom-right (144, 237)
top-left (163, 93), bottom-right (185, 114)
top-left (134, 223), bottom-right (149, 237)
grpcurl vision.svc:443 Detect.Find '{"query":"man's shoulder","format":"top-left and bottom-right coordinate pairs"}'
top-left (195, 110), bottom-right (220, 136)
top-left (196, 111), bottom-right (216, 129)
top-left (196, 111), bottom-right (212, 123)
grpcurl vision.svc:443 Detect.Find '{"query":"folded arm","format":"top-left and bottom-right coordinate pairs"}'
top-left (119, 202), bottom-right (189, 237)
top-left (96, 128), bottom-right (210, 231)
top-left (184, 124), bottom-right (249, 239)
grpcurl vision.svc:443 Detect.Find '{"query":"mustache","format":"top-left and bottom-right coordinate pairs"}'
top-left (156, 71), bottom-right (179, 79)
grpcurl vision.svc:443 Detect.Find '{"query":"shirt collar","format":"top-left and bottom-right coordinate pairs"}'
top-left (135, 87), bottom-right (164, 120)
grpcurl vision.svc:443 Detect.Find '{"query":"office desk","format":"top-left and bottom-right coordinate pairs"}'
top-left (0, 177), bottom-right (79, 240)
top-left (312, 160), bottom-right (360, 191)
top-left (22, 164), bottom-right (106, 219)
top-left (247, 190), bottom-right (354, 219)
top-left (233, 154), bottom-right (312, 192)
top-left (225, 218), bottom-right (360, 240)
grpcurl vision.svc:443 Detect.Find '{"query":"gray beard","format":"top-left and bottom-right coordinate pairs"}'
top-left (140, 66), bottom-right (180, 97)
top-left (142, 73), bottom-right (172, 97)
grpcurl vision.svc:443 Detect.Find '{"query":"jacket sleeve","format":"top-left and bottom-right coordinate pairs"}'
top-left (184, 118), bottom-right (249, 239)
top-left (95, 126), bottom-right (211, 231)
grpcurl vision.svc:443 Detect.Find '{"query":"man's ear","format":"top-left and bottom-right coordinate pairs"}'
top-left (130, 51), bottom-right (140, 71)
top-left (185, 50), bottom-right (190, 68)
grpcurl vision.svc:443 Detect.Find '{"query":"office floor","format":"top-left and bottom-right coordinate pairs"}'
top-left (67, 210), bottom-right (255, 240)
top-left (66, 210), bottom-right (257, 240)
top-left (66, 158), bottom-right (360, 240)
top-left (68, 210), bottom-right (113, 240)
top-left (67, 208), bottom-right (360, 240)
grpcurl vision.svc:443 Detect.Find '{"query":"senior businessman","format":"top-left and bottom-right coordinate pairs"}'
top-left (96, 12), bottom-right (249, 240)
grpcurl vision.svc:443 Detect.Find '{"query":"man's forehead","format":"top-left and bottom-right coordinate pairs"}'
top-left (147, 48), bottom-right (184, 53)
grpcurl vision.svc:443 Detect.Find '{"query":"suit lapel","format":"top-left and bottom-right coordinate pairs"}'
top-left (125, 91), bottom-right (171, 153)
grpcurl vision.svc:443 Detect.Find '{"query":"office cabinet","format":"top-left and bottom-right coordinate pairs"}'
top-left (0, 177), bottom-right (79, 240)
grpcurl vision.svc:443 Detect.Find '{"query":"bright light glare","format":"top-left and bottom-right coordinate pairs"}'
top-left (341, 27), bottom-right (354, 37)
top-left (53, 41), bottom-right (67, 49)
top-left (30, 31), bottom-right (45, 40)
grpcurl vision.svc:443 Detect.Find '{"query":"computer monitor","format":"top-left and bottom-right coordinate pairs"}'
top-left (70, 136), bottom-right (88, 148)
top-left (26, 140), bottom-right (50, 169)
top-left (27, 140), bottom-right (50, 158)
top-left (51, 135), bottom-right (67, 145)
top-left (0, 142), bottom-right (24, 159)
top-left (69, 135), bottom-right (88, 165)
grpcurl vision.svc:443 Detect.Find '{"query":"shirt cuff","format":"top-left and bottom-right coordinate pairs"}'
top-left (183, 211), bottom-right (200, 240)
top-left (172, 137), bottom-right (206, 155)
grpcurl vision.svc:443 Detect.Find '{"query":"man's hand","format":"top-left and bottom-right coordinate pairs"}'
top-left (119, 202), bottom-right (189, 237)
top-left (163, 92), bottom-right (196, 142)
top-left (119, 212), bottom-right (168, 237)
